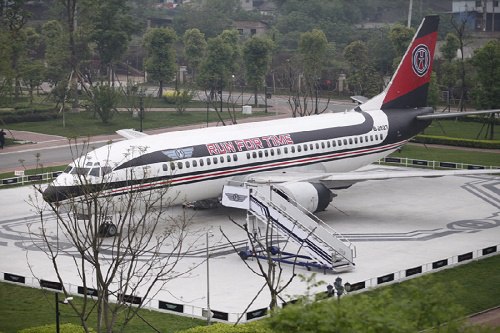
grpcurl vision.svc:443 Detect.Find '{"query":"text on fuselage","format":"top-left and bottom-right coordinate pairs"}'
top-left (206, 134), bottom-right (294, 155)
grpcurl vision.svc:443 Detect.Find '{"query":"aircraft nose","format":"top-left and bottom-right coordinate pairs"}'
top-left (43, 185), bottom-right (67, 203)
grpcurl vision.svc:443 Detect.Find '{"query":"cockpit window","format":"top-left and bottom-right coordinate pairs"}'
top-left (63, 166), bottom-right (73, 173)
top-left (70, 167), bottom-right (90, 176)
top-left (89, 167), bottom-right (100, 177)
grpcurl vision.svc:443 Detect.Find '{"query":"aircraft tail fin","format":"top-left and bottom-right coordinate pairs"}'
top-left (381, 15), bottom-right (439, 110)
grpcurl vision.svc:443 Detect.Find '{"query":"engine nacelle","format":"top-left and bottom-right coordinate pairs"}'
top-left (275, 182), bottom-right (334, 213)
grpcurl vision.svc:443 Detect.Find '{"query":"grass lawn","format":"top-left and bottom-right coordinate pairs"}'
top-left (422, 118), bottom-right (499, 141)
top-left (5, 110), bottom-right (269, 138)
top-left (0, 281), bottom-right (204, 333)
top-left (1, 255), bottom-right (499, 332)
top-left (391, 144), bottom-right (500, 167)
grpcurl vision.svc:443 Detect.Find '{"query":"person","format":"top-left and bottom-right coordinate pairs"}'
top-left (0, 128), bottom-right (6, 149)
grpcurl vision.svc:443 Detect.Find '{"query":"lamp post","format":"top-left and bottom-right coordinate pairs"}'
top-left (138, 91), bottom-right (145, 132)
top-left (206, 231), bottom-right (213, 325)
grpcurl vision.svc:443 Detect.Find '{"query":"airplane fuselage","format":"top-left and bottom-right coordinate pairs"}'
top-left (43, 106), bottom-right (433, 206)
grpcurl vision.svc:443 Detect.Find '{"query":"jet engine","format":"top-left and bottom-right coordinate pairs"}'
top-left (275, 182), bottom-right (334, 213)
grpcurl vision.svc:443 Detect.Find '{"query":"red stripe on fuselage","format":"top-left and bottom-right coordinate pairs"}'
top-left (108, 141), bottom-right (405, 196)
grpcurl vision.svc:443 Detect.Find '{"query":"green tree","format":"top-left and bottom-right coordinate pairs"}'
top-left (198, 29), bottom-right (241, 96)
top-left (183, 28), bottom-right (207, 83)
top-left (90, 0), bottom-right (137, 83)
top-left (243, 36), bottom-right (274, 106)
top-left (143, 27), bottom-right (177, 97)
top-left (298, 29), bottom-right (328, 114)
top-left (174, 0), bottom-right (241, 38)
top-left (389, 23), bottom-right (415, 70)
top-left (0, 0), bottom-right (30, 100)
top-left (471, 40), bottom-right (500, 110)
top-left (343, 40), bottom-right (382, 97)
top-left (441, 33), bottom-right (460, 62)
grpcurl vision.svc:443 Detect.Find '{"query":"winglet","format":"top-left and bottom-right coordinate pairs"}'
top-left (116, 129), bottom-right (149, 140)
top-left (382, 15), bottom-right (439, 109)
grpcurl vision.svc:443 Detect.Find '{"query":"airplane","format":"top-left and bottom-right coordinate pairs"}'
top-left (43, 15), bottom-right (499, 235)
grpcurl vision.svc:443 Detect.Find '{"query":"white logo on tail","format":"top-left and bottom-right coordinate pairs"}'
top-left (412, 44), bottom-right (430, 77)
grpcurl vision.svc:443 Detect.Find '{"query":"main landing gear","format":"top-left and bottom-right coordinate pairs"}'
top-left (76, 213), bottom-right (118, 237)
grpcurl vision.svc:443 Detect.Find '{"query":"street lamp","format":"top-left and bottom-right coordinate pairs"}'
top-left (55, 293), bottom-right (73, 333)
top-left (205, 231), bottom-right (214, 325)
top-left (138, 91), bottom-right (145, 132)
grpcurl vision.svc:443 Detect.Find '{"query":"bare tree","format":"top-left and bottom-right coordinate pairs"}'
top-left (273, 58), bottom-right (331, 118)
top-left (27, 140), bottom-right (197, 333)
top-left (221, 213), bottom-right (305, 321)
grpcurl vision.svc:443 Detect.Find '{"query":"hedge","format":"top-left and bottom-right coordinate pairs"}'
top-left (0, 106), bottom-right (59, 124)
top-left (179, 322), bottom-right (272, 333)
top-left (412, 135), bottom-right (500, 149)
top-left (18, 323), bottom-right (94, 333)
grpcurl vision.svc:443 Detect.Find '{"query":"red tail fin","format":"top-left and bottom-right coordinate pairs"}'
top-left (382, 15), bottom-right (439, 109)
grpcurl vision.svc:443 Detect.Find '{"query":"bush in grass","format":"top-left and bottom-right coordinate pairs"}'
top-left (18, 323), bottom-right (94, 333)
top-left (162, 89), bottom-right (194, 113)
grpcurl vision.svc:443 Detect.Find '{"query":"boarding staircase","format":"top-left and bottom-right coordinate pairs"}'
top-left (222, 183), bottom-right (356, 272)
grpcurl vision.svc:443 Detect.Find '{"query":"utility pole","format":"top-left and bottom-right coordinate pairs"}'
top-left (408, 0), bottom-right (413, 28)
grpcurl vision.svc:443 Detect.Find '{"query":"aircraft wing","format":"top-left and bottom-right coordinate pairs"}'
top-left (115, 129), bottom-right (149, 140)
top-left (246, 168), bottom-right (499, 190)
top-left (416, 109), bottom-right (500, 120)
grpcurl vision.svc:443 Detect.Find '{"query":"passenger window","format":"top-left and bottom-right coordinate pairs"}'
top-left (264, 150), bottom-right (268, 157)
top-left (207, 158), bottom-right (211, 165)
top-left (227, 155), bottom-right (231, 162)
top-left (193, 160), bottom-right (198, 167)
top-left (233, 154), bottom-right (238, 161)
top-left (270, 149), bottom-right (275, 156)
top-left (220, 156), bottom-right (224, 163)
top-left (213, 157), bottom-right (218, 164)
top-left (252, 152), bottom-right (257, 158)
top-left (247, 152), bottom-right (251, 159)
top-left (354, 137), bottom-right (358, 144)
top-left (321, 142), bottom-right (325, 149)
top-left (185, 161), bottom-right (190, 168)
top-left (360, 137), bottom-right (364, 143)
top-left (370, 135), bottom-right (373, 141)
top-left (177, 162), bottom-right (183, 169)
top-left (338, 140), bottom-right (342, 146)
top-left (343, 139), bottom-right (348, 145)
top-left (170, 162), bottom-right (176, 170)
top-left (199, 159), bottom-right (204, 167)
top-left (258, 151), bottom-right (263, 158)
top-left (349, 138), bottom-right (353, 145)
top-left (332, 140), bottom-right (336, 147)
top-left (291, 146), bottom-right (295, 153)
top-left (303, 144), bottom-right (308, 151)
top-left (297, 145), bottom-right (302, 152)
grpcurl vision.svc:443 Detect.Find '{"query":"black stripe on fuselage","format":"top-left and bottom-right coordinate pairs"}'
top-left (114, 111), bottom-right (374, 171)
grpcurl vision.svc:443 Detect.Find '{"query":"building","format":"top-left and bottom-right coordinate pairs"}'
top-left (452, 0), bottom-right (500, 31)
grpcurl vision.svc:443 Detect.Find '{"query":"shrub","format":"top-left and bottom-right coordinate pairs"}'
top-left (162, 89), bottom-right (193, 105)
